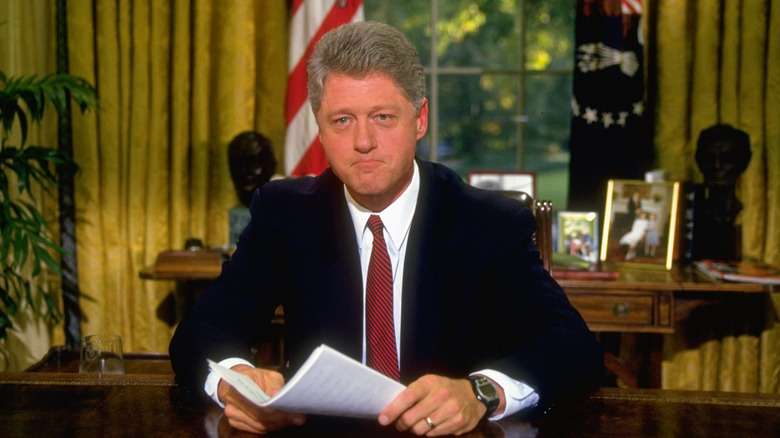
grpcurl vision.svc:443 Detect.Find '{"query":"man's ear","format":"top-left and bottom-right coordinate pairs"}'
top-left (416, 98), bottom-right (429, 140)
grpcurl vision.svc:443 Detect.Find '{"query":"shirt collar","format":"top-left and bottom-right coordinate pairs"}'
top-left (346, 161), bottom-right (420, 248)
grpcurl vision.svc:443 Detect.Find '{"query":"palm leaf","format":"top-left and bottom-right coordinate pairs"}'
top-left (1, 73), bottom-right (98, 148)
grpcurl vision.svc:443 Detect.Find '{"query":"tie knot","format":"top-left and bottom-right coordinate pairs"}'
top-left (367, 215), bottom-right (384, 237)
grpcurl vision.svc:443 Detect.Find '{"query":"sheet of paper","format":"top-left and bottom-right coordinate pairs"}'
top-left (207, 359), bottom-right (270, 404)
top-left (208, 344), bottom-right (406, 419)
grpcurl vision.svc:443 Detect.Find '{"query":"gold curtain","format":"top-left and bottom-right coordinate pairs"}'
top-left (648, 0), bottom-right (780, 393)
top-left (60, 0), bottom-right (288, 355)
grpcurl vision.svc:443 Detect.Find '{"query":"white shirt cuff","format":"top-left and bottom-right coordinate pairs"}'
top-left (204, 357), bottom-right (255, 406)
top-left (471, 369), bottom-right (539, 421)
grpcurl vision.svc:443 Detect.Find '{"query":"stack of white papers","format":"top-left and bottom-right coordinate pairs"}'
top-left (208, 344), bottom-right (406, 419)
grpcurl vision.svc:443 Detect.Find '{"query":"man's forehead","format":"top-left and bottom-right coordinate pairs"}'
top-left (320, 73), bottom-right (409, 110)
top-left (325, 71), bottom-right (400, 90)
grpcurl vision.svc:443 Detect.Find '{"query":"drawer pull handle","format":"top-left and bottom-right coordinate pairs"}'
top-left (613, 302), bottom-right (630, 317)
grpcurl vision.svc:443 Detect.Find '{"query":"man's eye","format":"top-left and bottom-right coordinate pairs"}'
top-left (336, 117), bottom-right (350, 124)
top-left (377, 114), bottom-right (390, 121)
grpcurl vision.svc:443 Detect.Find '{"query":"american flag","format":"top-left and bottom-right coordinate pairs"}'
top-left (284, 0), bottom-right (364, 177)
top-left (567, 0), bottom-right (654, 212)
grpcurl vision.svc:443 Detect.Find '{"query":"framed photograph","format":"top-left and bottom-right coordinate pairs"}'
top-left (467, 171), bottom-right (536, 198)
top-left (556, 211), bottom-right (599, 263)
top-left (600, 180), bottom-right (681, 270)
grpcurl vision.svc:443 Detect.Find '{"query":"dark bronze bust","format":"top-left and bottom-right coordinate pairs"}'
top-left (693, 124), bottom-right (751, 261)
top-left (228, 131), bottom-right (278, 207)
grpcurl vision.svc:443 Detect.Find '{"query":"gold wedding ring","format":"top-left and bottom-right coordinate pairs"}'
top-left (425, 417), bottom-right (437, 429)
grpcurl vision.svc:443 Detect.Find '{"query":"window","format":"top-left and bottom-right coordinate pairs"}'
top-left (364, 0), bottom-right (575, 208)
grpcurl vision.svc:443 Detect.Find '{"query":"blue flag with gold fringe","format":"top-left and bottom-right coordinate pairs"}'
top-left (567, 0), bottom-right (654, 212)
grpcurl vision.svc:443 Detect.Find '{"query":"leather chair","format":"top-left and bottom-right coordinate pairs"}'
top-left (492, 190), bottom-right (553, 273)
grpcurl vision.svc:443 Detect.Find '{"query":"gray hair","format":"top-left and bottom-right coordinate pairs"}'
top-left (307, 21), bottom-right (426, 115)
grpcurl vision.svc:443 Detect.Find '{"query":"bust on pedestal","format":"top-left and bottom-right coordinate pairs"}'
top-left (228, 131), bottom-right (278, 246)
top-left (692, 124), bottom-right (751, 261)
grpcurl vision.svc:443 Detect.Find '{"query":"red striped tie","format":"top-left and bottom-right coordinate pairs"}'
top-left (365, 215), bottom-right (400, 381)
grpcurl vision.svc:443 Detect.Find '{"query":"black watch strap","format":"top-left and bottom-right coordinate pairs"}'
top-left (468, 376), bottom-right (500, 418)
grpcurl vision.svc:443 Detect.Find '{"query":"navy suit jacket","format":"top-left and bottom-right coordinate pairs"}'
top-left (169, 159), bottom-right (602, 413)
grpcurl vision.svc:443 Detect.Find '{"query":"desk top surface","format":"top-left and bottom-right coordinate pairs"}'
top-left (2, 370), bottom-right (778, 437)
top-left (141, 251), bottom-right (776, 294)
top-left (556, 262), bottom-right (775, 293)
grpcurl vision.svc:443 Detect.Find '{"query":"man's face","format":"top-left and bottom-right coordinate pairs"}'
top-left (697, 140), bottom-right (743, 184)
top-left (316, 73), bottom-right (428, 212)
top-left (229, 145), bottom-right (275, 207)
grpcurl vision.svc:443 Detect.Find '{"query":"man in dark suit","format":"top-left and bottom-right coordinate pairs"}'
top-left (169, 21), bottom-right (602, 436)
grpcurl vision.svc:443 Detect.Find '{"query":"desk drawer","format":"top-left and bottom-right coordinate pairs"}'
top-left (566, 291), bottom-right (673, 332)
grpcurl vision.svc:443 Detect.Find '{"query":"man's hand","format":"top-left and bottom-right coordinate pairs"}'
top-left (218, 365), bottom-right (306, 434)
top-left (378, 375), bottom-right (505, 436)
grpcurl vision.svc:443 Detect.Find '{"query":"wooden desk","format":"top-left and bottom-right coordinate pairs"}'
top-left (2, 369), bottom-right (778, 437)
top-left (557, 264), bottom-right (776, 387)
top-left (25, 346), bottom-right (174, 375)
top-left (142, 254), bottom-right (776, 386)
top-left (556, 263), bottom-right (774, 333)
top-left (141, 253), bottom-right (775, 333)
top-left (139, 250), bottom-right (226, 281)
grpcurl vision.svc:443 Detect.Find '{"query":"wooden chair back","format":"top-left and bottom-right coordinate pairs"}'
top-left (493, 190), bottom-right (553, 273)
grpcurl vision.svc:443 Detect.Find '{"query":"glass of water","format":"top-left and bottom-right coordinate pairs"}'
top-left (79, 333), bottom-right (124, 374)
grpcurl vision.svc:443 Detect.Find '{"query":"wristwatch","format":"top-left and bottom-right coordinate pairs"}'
top-left (468, 376), bottom-right (500, 418)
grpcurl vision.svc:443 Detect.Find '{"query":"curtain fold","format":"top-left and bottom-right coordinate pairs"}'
top-left (650, 0), bottom-right (780, 394)
top-left (63, 0), bottom-right (288, 354)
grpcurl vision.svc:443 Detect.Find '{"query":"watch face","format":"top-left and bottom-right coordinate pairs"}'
top-left (471, 376), bottom-right (500, 416)
top-left (478, 380), bottom-right (497, 398)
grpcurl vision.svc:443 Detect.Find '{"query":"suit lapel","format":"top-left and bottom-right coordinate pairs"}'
top-left (315, 171), bottom-right (364, 361)
top-left (400, 161), bottom-right (447, 380)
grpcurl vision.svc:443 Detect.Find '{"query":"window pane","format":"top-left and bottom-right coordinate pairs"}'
top-left (436, 0), bottom-right (520, 69)
top-left (430, 74), bottom-right (520, 175)
top-left (524, 0), bottom-right (576, 71)
top-left (363, 0), bottom-right (431, 66)
top-left (524, 74), bottom-right (572, 208)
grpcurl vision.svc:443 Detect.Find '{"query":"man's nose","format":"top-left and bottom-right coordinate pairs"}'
top-left (353, 122), bottom-right (376, 153)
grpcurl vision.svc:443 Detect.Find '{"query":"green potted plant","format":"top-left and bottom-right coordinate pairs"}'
top-left (0, 71), bottom-right (98, 365)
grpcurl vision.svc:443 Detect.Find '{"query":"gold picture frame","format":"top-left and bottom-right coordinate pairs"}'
top-left (600, 180), bottom-right (680, 270)
top-left (556, 211), bottom-right (599, 263)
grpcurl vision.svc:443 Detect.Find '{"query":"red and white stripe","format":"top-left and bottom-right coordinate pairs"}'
top-left (621, 0), bottom-right (642, 15)
top-left (284, 0), bottom-right (364, 177)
